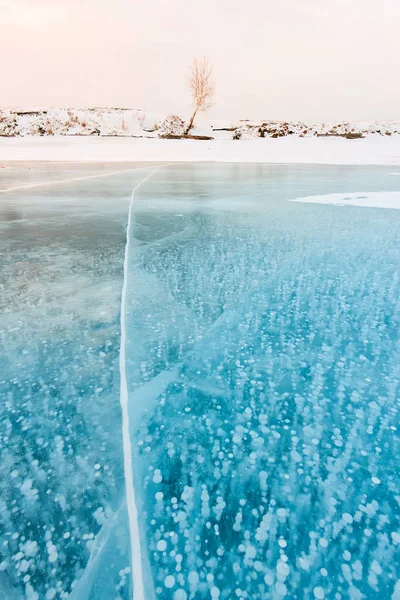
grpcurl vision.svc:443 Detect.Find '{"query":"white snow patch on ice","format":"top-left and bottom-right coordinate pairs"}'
top-left (290, 191), bottom-right (400, 210)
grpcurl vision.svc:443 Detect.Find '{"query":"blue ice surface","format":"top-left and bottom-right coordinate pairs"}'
top-left (125, 164), bottom-right (400, 600)
top-left (1, 163), bottom-right (400, 600)
top-left (0, 165), bottom-right (148, 600)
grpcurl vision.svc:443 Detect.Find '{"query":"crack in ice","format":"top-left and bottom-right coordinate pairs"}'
top-left (119, 165), bottom-right (164, 600)
top-left (0, 166), bottom-right (158, 194)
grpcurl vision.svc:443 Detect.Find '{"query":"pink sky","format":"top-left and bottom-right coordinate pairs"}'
top-left (1, 0), bottom-right (400, 121)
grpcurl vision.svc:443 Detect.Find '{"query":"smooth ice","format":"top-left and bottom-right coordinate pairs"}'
top-left (1, 163), bottom-right (400, 600)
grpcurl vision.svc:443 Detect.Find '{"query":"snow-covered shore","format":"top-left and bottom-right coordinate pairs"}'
top-left (2, 107), bottom-right (400, 140)
top-left (1, 135), bottom-right (400, 165)
top-left (2, 108), bottom-right (400, 165)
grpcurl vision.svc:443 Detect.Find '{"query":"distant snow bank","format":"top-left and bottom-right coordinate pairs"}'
top-left (1, 135), bottom-right (400, 165)
top-left (290, 191), bottom-right (400, 210)
top-left (2, 107), bottom-right (400, 140)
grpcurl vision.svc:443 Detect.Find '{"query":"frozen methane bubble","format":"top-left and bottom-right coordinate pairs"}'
top-left (164, 575), bottom-right (176, 589)
top-left (157, 540), bottom-right (167, 552)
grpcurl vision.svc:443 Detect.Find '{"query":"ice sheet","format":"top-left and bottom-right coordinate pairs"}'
top-left (2, 163), bottom-right (400, 600)
top-left (123, 167), bottom-right (400, 599)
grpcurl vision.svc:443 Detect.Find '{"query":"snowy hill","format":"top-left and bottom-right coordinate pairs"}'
top-left (1, 107), bottom-right (400, 140)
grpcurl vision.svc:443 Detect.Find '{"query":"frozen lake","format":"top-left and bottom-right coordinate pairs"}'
top-left (1, 163), bottom-right (400, 599)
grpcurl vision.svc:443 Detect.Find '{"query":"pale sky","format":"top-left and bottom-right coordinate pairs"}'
top-left (1, 0), bottom-right (400, 122)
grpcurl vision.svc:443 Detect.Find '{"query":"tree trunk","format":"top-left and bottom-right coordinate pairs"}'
top-left (185, 107), bottom-right (198, 135)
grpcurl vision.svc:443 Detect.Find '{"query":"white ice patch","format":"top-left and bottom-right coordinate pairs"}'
top-left (290, 191), bottom-right (400, 210)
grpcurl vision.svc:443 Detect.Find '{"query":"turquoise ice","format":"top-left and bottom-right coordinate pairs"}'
top-left (1, 163), bottom-right (399, 599)
top-left (124, 165), bottom-right (400, 600)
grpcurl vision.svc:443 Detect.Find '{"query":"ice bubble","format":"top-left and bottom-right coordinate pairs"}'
top-left (188, 571), bottom-right (199, 586)
top-left (19, 560), bottom-right (30, 573)
top-left (392, 581), bottom-right (400, 600)
top-left (371, 560), bottom-right (382, 575)
top-left (157, 540), bottom-right (167, 552)
top-left (245, 545), bottom-right (257, 559)
top-left (153, 469), bottom-right (163, 484)
top-left (164, 575), bottom-right (175, 588)
top-left (275, 581), bottom-right (287, 597)
top-left (298, 557), bottom-right (310, 571)
top-left (314, 587), bottom-right (325, 599)
top-left (290, 450), bottom-right (302, 463)
top-left (277, 560), bottom-right (290, 578)
top-left (391, 532), bottom-right (400, 544)
top-left (342, 513), bottom-right (353, 524)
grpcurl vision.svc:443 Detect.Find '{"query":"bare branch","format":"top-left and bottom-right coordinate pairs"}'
top-left (186, 56), bottom-right (215, 134)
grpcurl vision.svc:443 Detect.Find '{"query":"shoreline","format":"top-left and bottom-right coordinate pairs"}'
top-left (1, 135), bottom-right (400, 166)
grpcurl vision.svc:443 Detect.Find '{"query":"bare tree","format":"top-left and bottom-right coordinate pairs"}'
top-left (185, 56), bottom-right (215, 135)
